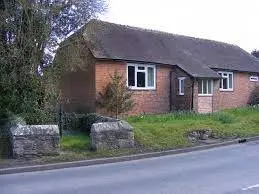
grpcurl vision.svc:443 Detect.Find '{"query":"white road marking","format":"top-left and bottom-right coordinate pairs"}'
top-left (242, 184), bottom-right (259, 191)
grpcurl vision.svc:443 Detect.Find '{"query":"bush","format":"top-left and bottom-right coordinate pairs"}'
top-left (59, 112), bottom-right (85, 132)
top-left (96, 71), bottom-right (135, 118)
top-left (0, 137), bottom-right (12, 158)
top-left (0, 111), bottom-right (25, 159)
top-left (249, 86), bottom-right (259, 105)
top-left (59, 112), bottom-right (119, 135)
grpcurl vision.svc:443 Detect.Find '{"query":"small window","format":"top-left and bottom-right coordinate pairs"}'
top-left (127, 64), bottom-right (156, 89)
top-left (198, 79), bottom-right (213, 95)
top-left (250, 76), bottom-right (258, 82)
top-left (218, 71), bottom-right (233, 91)
top-left (178, 77), bottom-right (185, 95)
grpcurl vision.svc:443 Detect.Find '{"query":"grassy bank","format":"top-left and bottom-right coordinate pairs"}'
top-left (128, 106), bottom-right (259, 149)
top-left (60, 106), bottom-right (259, 153)
top-left (2, 106), bottom-right (258, 166)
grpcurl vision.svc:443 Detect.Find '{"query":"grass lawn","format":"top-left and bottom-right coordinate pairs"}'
top-left (61, 134), bottom-right (90, 152)
top-left (127, 106), bottom-right (259, 150)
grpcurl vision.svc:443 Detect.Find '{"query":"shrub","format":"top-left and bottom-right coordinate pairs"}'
top-left (0, 111), bottom-right (25, 159)
top-left (58, 112), bottom-right (118, 135)
top-left (249, 86), bottom-right (259, 105)
top-left (96, 71), bottom-right (135, 118)
top-left (59, 112), bottom-right (84, 132)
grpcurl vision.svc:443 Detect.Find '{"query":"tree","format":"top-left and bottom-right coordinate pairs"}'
top-left (40, 0), bottom-right (107, 71)
top-left (251, 49), bottom-right (259, 58)
top-left (0, 0), bottom-right (107, 124)
top-left (96, 71), bottom-right (135, 118)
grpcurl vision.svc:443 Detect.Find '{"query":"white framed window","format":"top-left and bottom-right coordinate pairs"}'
top-left (198, 79), bottom-right (213, 96)
top-left (127, 63), bottom-right (156, 90)
top-left (218, 71), bottom-right (233, 91)
top-left (178, 77), bottom-right (185, 95)
top-left (250, 76), bottom-right (259, 82)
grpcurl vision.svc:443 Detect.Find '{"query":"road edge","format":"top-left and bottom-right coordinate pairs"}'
top-left (1, 136), bottom-right (259, 175)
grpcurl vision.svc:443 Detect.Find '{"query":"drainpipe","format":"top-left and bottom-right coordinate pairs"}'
top-left (169, 71), bottom-right (173, 111)
top-left (191, 78), bottom-right (195, 111)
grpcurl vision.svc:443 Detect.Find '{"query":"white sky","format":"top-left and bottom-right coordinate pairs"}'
top-left (101, 0), bottom-right (259, 52)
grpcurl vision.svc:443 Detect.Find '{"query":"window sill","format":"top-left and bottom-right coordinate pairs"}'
top-left (198, 94), bottom-right (213, 97)
top-left (219, 89), bottom-right (233, 92)
top-left (128, 87), bottom-right (156, 91)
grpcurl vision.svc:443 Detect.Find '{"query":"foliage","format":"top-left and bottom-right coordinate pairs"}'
top-left (0, 137), bottom-right (11, 159)
top-left (58, 112), bottom-right (117, 135)
top-left (42, 0), bottom-right (107, 68)
top-left (249, 86), bottom-right (259, 105)
top-left (0, 1), bottom-right (55, 124)
top-left (0, 0), bottom-right (107, 124)
top-left (251, 49), bottom-right (259, 58)
top-left (53, 33), bottom-right (94, 73)
top-left (96, 71), bottom-right (135, 118)
top-left (59, 112), bottom-right (88, 132)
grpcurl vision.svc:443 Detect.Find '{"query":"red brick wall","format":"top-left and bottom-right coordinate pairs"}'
top-left (219, 72), bottom-right (259, 109)
top-left (212, 79), bottom-right (220, 112)
top-left (193, 80), bottom-right (198, 112)
top-left (198, 96), bottom-right (212, 113)
top-left (95, 61), bottom-right (172, 115)
top-left (130, 65), bottom-right (171, 114)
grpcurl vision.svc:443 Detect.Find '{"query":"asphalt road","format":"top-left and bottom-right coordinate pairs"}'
top-left (1, 141), bottom-right (259, 194)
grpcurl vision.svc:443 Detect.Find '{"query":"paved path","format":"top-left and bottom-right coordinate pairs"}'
top-left (1, 141), bottom-right (259, 194)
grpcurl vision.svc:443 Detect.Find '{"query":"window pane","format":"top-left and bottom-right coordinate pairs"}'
top-left (137, 72), bottom-right (145, 87)
top-left (208, 80), bottom-right (212, 94)
top-left (229, 74), bottom-right (233, 89)
top-left (180, 79), bottom-right (184, 94)
top-left (147, 67), bottom-right (154, 87)
top-left (128, 66), bottom-right (135, 86)
top-left (218, 73), bottom-right (222, 89)
top-left (203, 79), bottom-right (207, 94)
top-left (223, 78), bottom-right (228, 89)
top-left (138, 66), bottom-right (145, 70)
top-left (198, 80), bottom-right (202, 94)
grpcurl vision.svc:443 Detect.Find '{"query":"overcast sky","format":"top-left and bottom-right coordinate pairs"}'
top-left (101, 0), bottom-right (259, 53)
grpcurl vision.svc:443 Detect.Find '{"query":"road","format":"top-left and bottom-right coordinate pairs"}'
top-left (1, 141), bottom-right (259, 194)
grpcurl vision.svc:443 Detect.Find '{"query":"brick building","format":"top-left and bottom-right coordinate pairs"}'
top-left (57, 20), bottom-right (259, 115)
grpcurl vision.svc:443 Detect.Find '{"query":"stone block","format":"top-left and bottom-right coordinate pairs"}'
top-left (90, 121), bottom-right (134, 151)
top-left (9, 125), bottom-right (60, 158)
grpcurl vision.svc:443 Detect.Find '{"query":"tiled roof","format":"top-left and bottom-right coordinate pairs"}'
top-left (82, 20), bottom-right (259, 77)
